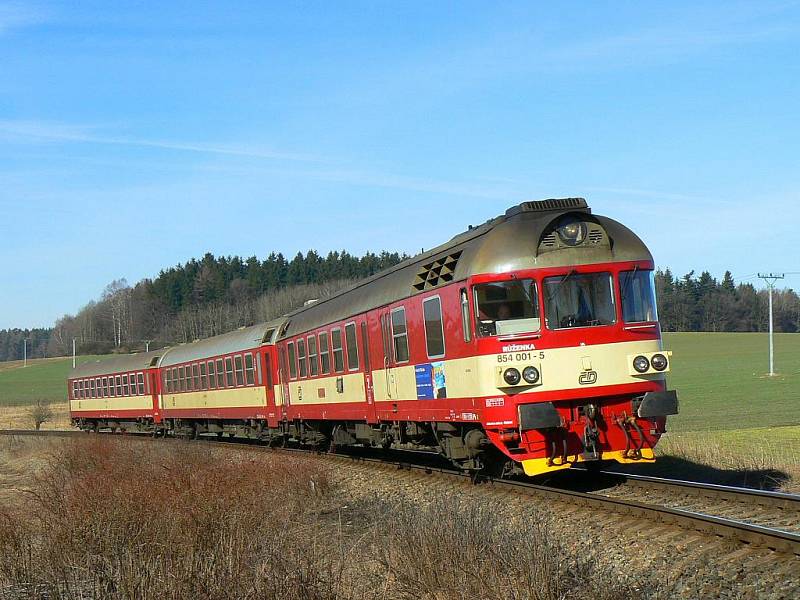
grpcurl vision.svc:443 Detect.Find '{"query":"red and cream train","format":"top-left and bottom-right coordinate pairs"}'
top-left (68, 199), bottom-right (678, 476)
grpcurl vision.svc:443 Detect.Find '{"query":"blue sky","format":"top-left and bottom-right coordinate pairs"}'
top-left (1, 1), bottom-right (799, 329)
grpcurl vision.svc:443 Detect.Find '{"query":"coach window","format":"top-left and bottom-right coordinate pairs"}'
top-left (460, 289), bottom-right (472, 343)
top-left (391, 307), bottom-right (410, 363)
top-left (244, 353), bottom-right (255, 385)
top-left (307, 336), bottom-right (318, 377)
top-left (216, 358), bottom-right (225, 388)
top-left (200, 362), bottom-right (207, 390)
top-left (345, 323), bottom-right (359, 371)
top-left (234, 354), bottom-right (245, 386)
top-left (225, 357), bottom-right (235, 387)
top-left (178, 366), bottom-right (185, 392)
top-left (122, 374), bottom-right (129, 396)
top-left (193, 364), bottom-right (200, 390)
top-left (207, 361), bottom-right (217, 389)
top-left (164, 370), bottom-right (171, 393)
top-left (423, 296), bottom-right (446, 359)
top-left (171, 368), bottom-right (178, 393)
top-left (116, 375), bottom-right (123, 396)
top-left (287, 342), bottom-right (297, 380)
top-left (331, 328), bottom-right (344, 373)
top-left (256, 354), bottom-right (263, 385)
top-left (186, 366), bottom-right (193, 392)
top-left (138, 373), bottom-right (145, 395)
top-left (297, 339), bottom-right (307, 378)
top-left (90, 379), bottom-right (96, 398)
top-left (319, 333), bottom-right (331, 374)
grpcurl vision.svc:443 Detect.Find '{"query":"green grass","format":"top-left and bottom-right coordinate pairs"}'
top-left (0, 356), bottom-right (110, 406)
top-left (662, 332), bottom-right (800, 433)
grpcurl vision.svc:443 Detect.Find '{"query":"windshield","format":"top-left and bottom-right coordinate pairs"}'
top-left (543, 272), bottom-right (615, 329)
top-left (474, 279), bottom-right (540, 337)
top-left (620, 269), bottom-right (658, 323)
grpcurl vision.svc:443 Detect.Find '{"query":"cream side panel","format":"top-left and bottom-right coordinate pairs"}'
top-left (371, 340), bottom-right (666, 401)
top-left (287, 372), bottom-right (366, 405)
top-left (70, 395), bottom-right (153, 412)
top-left (162, 387), bottom-right (266, 410)
top-left (272, 384), bottom-right (282, 406)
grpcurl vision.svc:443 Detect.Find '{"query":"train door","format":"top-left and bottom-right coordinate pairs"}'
top-left (149, 370), bottom-right (162, 423)
top-left (261, 349), bottom-right (279, 427)
top-left (277, 346), bottom-right (291, 417)
top-left (380, 311), bottom-right (398, 400)
top-left (361, 321), bottom-right (377, 423)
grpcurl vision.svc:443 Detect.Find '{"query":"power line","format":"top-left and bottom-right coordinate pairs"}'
top-left (757, 273), bottom-right (785, 377)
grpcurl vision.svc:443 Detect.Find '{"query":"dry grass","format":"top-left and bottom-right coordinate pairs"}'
top-left (0, 403), bottom-right (70, 431)
top-left (0, 437), bottom-right (654, 600)
top-left (656, 428), bottom-right (800, 492)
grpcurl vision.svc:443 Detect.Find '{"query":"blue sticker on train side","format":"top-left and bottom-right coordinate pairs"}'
top-left (415, 364), bottom-right (434, 399)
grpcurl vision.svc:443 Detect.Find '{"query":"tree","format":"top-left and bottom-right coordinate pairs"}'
top-left (27, 399), bottom-right (54, 430)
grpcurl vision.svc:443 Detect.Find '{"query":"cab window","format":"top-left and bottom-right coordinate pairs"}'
top-left (543, 272), bottom-right (616, 329)
top-left (475, 280), bottom-right (540, 337)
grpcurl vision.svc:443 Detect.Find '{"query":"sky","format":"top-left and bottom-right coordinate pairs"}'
top-left (1, 1), bottom-right (799, 329)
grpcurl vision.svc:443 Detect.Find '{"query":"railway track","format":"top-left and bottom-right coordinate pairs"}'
top-left (4, 428), bottom-right (800, 557)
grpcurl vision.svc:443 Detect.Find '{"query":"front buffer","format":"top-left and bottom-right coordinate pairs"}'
top-left (484, 389), bottom-right (679, 477)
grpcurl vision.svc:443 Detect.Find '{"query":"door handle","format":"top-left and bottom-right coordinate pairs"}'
top-left (384, 356), bottom-right (391, 398)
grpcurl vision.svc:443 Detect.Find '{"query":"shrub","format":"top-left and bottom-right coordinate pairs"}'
top-left (26, 400), bottom-right (53, 430)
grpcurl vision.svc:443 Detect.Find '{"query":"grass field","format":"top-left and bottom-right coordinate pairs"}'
top-left (662, 332), bottom-right (800, 433)
top-left (0, 355), bottom-right (109, 406)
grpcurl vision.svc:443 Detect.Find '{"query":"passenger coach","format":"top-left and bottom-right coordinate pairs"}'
top-left (69, 198), bottom-right (678, 477)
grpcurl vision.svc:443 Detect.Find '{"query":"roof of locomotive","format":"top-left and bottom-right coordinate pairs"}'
top-left (69, 349), bottom-right (164, 379)
top-left (159, 318), bottom-right (285, 367)
top-left (279, 198), bottom-right (652, 339)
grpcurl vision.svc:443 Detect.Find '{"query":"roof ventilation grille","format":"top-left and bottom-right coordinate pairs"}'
top-left (540, 231), bottom-right (557, 248)
top-left (506, 198), bottom-right (589, 217)
top-left (412, 250), bottom-right (462, 292)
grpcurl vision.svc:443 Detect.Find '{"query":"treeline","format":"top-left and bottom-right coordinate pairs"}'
top-left (656, 270), bottom-right (800, 333)
top-left (1, 262), bottom-right (798, 362)
top-left (0, 250), bottom-right (406, 361)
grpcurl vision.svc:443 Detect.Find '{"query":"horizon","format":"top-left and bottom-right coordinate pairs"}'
top-left (2, 1), bottom-right (799, 329)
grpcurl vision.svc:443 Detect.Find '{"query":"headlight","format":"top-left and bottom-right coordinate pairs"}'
top-left (633, 355), bottom-right (650, 373)
top-left (556, 216), bottom-right (587, 246)
top-left (522, 366), bottom-right (540, 384)
top-left (503, 368), bottom-right (521, 385)
top-left (651, 353), bottom-right (668, 371)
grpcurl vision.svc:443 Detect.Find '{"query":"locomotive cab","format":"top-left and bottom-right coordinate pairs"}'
top-left (462, 199), bottom-right (679, 476)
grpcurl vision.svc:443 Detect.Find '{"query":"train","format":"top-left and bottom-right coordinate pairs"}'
top-left (68, 198), bottom-right (678, 477)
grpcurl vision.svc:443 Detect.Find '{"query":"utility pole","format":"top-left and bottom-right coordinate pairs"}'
top-left (145, 340), bottom-right (151, 352)
top-left (758, 273), bottom-right (785, 376)
top-left (23, 338), bottom-right (27, 367)
top-left (72, 338), bottom-right (76, 369)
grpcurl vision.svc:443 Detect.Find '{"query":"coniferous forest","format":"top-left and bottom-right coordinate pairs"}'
top-left (1, 252), bottom-right (798, 362)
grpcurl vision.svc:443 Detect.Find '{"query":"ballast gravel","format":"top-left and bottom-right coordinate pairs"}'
top-left (326, 460), bottom-right (800, 600)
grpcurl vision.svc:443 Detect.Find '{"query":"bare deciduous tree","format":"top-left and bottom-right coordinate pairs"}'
top-left (27, 400), bottom-right (54, 431)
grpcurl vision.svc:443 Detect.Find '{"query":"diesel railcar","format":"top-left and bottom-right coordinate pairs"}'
top-left (69, 198), bottom-right (678, 477)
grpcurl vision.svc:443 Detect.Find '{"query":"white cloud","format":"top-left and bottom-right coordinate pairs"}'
top-left (0, 119), bottom-right (322, 163)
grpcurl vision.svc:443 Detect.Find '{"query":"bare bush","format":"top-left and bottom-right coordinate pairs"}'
top-left (377, 496), bottom-right (649, 600)
top-left (26, 400), bottom-right (53, 431)
top-left (0, 439), bottom-right (655, 600)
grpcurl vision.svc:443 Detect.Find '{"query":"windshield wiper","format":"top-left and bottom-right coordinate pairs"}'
top-left (546, 269), bottom-right (577, 302)
top-left (621, 265), bottom-right (639, 302)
